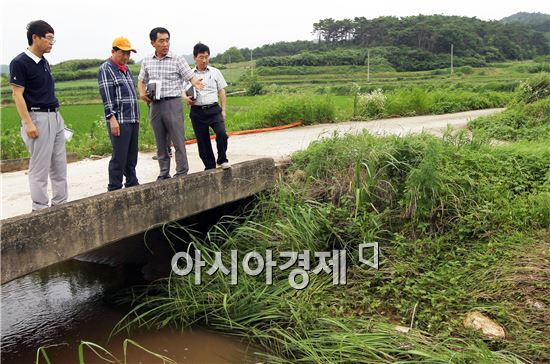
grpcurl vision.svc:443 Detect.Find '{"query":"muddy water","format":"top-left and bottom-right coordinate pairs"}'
top-left (1, 259), bottom-right (256, 363)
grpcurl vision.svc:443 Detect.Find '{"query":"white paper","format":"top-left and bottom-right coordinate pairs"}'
top-left (148, 80), bottom-right (162, 100)
top-left (64, 127), bottom-right (74, 141)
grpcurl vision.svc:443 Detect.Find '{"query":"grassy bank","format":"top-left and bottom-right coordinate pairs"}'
top-left (469, 74), bottom-right (550, 141)
top-left (115, 129), bottom-right (549, 362)
top-left (354, 88), bottom-right (507, 119)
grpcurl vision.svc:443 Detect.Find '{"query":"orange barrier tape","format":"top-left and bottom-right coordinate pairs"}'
top-left (184, 121), bottom-right (303, 145)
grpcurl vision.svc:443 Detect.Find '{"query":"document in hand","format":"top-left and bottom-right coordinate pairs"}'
top-left (147, 80), bottom-right (162, 100)
top-left (64, 127), bottom-right (74, 141)
top-left (185, 85), bottom-right (197, 101)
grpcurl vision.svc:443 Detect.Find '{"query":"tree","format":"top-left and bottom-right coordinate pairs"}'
top-left (218, 47), bottom-right (245, 64)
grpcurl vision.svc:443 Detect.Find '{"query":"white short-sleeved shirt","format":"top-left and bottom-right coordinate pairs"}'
top-left (186, 66), bottom-right (227, 106)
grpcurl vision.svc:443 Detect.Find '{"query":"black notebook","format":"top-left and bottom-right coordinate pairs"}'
top-left (185, 85), bottom-right (197, 101)
top-left (147, 80), bottom-right (162, 100)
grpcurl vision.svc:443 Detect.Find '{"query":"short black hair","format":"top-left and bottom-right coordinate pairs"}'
top-left (149, 27), bottom-right (170, 42)
top-left (27, 20), bottom-right (54, 46)
top-left (193, 43), bottom-right (210, 57)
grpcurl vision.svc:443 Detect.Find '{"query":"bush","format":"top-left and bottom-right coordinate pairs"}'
top-left (52, 59), bottom-right (104, 71)
top-left (469, 98), bottom-right (550, 141)
top-left (53, 69), bottom-right (98, 82)
top-left (428, 91), bottom-right (508, 114)
top-left (262, 95), bottom-right (336, 125)
top-left (255, 47), bottom-right (488, 71)
top-left (0, 128), bottom-right (28, 160)
top-left (328, 85), bottom-right (355, 96)
top-left (517, 74), bottom-right (550, 103)
top-left (356, 89), bottom-right (386, 118)
top-left (239, 74), bottom-right (264, 96)
top-left (481, 81), bottom-right (518, 92)
top-left (527, 63), bottom-right (550, 73)
top-left (458, 66), bottom-right (474, 74)
top-left (385, 88), bottom-right (430, 116)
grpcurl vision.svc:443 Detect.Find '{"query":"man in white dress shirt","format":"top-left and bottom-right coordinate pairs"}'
top-left (184, 43), bottom-right (230, 170)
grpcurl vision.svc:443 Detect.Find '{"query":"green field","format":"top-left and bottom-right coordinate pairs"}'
top-left (0, 96), bottom-right (355, 159)
top-left (0, 95), bottom-right (353, 130)
top-left (0, 60), bottom-right (539, 105)
top-left (0, 60), bottom-right (545, 160)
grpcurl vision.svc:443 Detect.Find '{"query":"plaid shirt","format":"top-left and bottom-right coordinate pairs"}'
top-left (98, 59), bottom-right (139, 123)
top-left (138, 51), bottom-right (194, 98)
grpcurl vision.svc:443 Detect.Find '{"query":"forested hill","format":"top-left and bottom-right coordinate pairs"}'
top-left (501, 12), bottom-right (550, 31)
top-left (212, 13), bottom-right (550, 71)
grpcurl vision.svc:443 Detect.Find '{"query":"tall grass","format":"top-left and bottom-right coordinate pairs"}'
top-left (262, 94), bottom-right (336, 125)
top-left (115, 130), bottom-right (548, 362)
top-left (469, 74), bottom-right (550, 141)
top-left (35, 339), bottom-right (176, 364)
top-left (356, 88), bottom-right (508, 119)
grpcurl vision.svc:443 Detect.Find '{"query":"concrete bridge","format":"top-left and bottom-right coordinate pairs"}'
top-left (0, 158), bottom-right (280, 284)
top-left (1, 109), bottom-right (505, 284)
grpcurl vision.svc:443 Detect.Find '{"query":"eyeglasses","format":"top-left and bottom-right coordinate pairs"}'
top-left (42, 36), bottom-right (56, 44)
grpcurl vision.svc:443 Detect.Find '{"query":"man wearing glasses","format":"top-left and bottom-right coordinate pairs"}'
top-left (98, 37), bottom-right (140, 191)
top-left (9, 20), bottom-right (68, 212)
top-left (184, 43), bottom-right (230, 170)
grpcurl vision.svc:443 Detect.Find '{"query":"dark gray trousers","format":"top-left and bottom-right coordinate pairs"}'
top-left (107, 122), bottom-right (139, 191)
top-left (150, 98), bottom-right (188, 178)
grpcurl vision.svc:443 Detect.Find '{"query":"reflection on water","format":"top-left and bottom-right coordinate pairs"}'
top-left (1, 259), bottom-right (255, 363)
top-left (1, 260), bottom-right (123, 359)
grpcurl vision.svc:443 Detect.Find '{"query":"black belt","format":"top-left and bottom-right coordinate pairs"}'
top-left (155, 96), bottom-right (179, 101)
top-left (192, 103), bottom-right (218, 110)
top-left (28, 107), bottom-right (59, 112)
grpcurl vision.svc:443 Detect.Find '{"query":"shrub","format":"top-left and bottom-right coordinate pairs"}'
top-left (385, 88), bottom-right (430, 116)
top-left (458, 66), bottom-right (474, 74)
top-left (527, 63), bottom-right (550, 73)
top-left (356, 89), bottom-right (386, 118)
top-left (517, 74), bottom-right (550, 104)
top-left (469, 98), bottom-right (550, 141)
top-left (0, 128), bottom-right (28, 160)
top-left (262, 95), bottom-right (335, 125)
top-left (239, 74), bottom-right (264, 96)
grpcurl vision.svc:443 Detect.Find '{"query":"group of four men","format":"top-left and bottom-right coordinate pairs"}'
top-left (10, 20), bottom-right (230, 211)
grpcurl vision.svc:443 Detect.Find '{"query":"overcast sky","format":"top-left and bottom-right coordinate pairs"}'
top-left (1, 0), bottom-right (549, 65)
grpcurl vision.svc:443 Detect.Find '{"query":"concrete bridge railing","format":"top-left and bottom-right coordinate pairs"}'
top-left (1, 158), bottom-right (279, 284)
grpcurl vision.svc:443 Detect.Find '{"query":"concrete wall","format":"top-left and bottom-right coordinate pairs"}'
top-left (0, 158), bottom-right (277, 284)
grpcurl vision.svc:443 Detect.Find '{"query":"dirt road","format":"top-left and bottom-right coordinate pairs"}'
top-left (1, 109), bottom-right (503, 219)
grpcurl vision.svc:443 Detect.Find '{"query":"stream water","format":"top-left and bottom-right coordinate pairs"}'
top-left (1, 258), bottom-right (255, 363)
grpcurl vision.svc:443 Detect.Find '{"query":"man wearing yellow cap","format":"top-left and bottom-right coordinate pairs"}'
top-left (98, 37), bottom-right (140, 191)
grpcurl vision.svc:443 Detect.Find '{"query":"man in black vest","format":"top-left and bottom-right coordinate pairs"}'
top-left (9, 20), bottom-right (68, 211)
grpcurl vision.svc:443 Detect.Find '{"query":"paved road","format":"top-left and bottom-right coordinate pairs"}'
top-left (1, 108), bottom-right (503, 219)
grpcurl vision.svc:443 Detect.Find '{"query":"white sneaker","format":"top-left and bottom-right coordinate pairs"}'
top-left (220, 162), bottom-right (231, 169)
